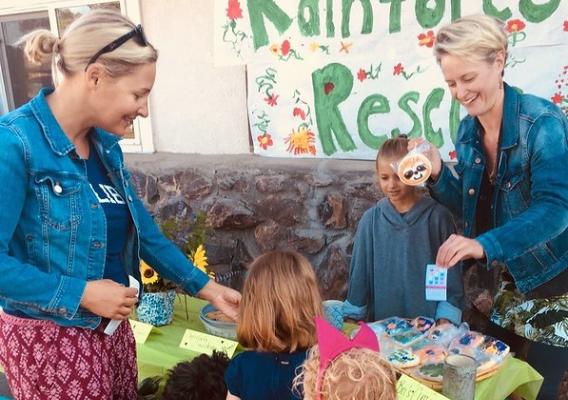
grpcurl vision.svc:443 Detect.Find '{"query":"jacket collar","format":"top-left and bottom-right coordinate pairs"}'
top-left (30, 87), bottom-right (121, 156)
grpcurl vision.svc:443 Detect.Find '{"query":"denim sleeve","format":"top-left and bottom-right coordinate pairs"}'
top-left (345, 210), bottom-right (374, 321)
top-left (428, 162), bottom-right (463, 218)
top-left (477, 113), bottom-right (568, 265)
top-left (0, 126), bottom-right (85, 318)
top-left (131, 184), bottom-right (209, 295)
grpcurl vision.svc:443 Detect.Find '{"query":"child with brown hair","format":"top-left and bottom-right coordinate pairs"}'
top-left (225, 250), bottom-right (323, 400)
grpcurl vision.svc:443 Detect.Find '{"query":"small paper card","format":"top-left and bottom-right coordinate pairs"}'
top-left (129, 319), bottom-right (153, 344)
top-left (425, 264), bottom-right (447, 301)
top-left (397, 374), bottom-right (449, 400)
top-left (179, 329), bottom-right (239, 357)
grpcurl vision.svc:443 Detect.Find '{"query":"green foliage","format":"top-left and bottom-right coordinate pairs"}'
top-left (159, 211), bottom-right (212, 255)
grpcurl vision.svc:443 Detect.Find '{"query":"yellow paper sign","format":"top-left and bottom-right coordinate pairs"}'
top-left (179, 329), bottom-right (239, 357)
top-left (396, 374), bottom-right (449, 400)
top-left (129, 319), bottom-right (153, 344)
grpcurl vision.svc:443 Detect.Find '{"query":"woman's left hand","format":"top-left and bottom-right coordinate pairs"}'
top-left (436, 234), bottom-right (485, 268)
top-left (198, 280), bottom-right (241, 321)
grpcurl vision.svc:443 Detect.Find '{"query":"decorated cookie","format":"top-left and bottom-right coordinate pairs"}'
top-left (386, 349), bottom-right (421, 369)
top-left (428, 323), bottom-right (461, 346)
top-left (415, 362), bottom-right (445, 382)
top-left (411, 316), bottom-right (435, 334)
top-left (377, 317), bottom-right (414, 336)
top-left (390, 329), bottom-right (425, 347)
top-left (448, 331), bottom-right (485, 357)
top-left (415, 345), bottom-right (447, 364)
top-left (397, 153), bottom-right (432, 186)
top-left (480, 336), bottom-right (510, 358)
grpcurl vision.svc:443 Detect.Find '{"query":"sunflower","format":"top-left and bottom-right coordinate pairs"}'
top-left (190, 244), bottom-right (208, 272)
top-left (140, 260), bottom-right (159, 285)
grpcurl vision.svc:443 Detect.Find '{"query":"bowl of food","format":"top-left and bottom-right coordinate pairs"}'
top-left (199, 303), bottom-right (237, 340)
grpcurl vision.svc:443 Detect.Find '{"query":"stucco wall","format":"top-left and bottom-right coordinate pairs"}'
top-left (140, 0), bottom-right (250, 154)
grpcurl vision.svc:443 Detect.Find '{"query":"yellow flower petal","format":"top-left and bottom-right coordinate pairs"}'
top-left (190, 244), bottom-right (208, 272)
top-left (140, 260), bottom-right (159, 285)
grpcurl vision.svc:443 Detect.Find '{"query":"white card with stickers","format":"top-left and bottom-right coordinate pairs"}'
top-left (425, 264), bottom-right (447, 301)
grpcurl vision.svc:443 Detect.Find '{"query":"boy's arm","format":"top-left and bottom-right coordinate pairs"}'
top-left (343, 210), bottom-right (375, 321)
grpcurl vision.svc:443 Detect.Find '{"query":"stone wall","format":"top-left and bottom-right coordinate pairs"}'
top-left (126, 153), bottom-right (379, 299)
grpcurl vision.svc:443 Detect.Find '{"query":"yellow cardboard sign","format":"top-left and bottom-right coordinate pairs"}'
top-left (396, 374), bottom-right (449, 400)
top-left (129, 319), bottom-right (154, 344)
top-left (179, 329), bottom-right (239, 357)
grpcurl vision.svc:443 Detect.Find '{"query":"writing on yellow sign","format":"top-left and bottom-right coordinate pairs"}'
top-left (129, 319), bottom-right (153, 344)
top-left (396, 374), bottom-right (449, 400)
top-left (179, 329), bottom-right (238, 357)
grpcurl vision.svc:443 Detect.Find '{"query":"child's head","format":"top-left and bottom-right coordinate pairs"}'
top-left (161, 351), bottom-right (230, 400)
top-left (376, 135), bottom-right (419, 205)
top-left (297, 346), bottom-right (397, 400)
top-left (237, 249), bottom-right (323, 352)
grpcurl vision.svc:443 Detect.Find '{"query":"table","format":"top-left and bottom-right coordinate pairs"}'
top-left (136, 296), bottom-right (544, 400)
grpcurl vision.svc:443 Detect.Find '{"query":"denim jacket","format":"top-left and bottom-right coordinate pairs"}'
top-left (0, 88), bottom-right (209, 328)
top-left (429, 83), bottom-right (568, 294)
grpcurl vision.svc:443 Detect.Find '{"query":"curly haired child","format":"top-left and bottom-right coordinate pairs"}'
top-left (225, 250), bottom-right (323, 400)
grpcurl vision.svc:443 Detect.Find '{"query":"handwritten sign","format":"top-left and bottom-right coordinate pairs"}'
top-left (129, 319), bottom-right (153, 344)
top-left (179, 329), bottom-right (239, 358)
top-left (397, 374), bottom-right (449, 400)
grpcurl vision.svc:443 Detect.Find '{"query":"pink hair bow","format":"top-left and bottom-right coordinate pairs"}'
top-left (315, 316), bottom-right (380, 400)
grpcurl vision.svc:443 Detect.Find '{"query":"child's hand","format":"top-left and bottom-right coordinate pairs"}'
top-left (407, 138), bottom-right (442, 180)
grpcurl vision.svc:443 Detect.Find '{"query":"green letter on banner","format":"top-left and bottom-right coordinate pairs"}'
top-left (416, 0), bottom-right (445, 29)
top-left (298, 0), bottom-right (320, 36)
top-left (379, 0), bottom-right (406, 33)
top-left (312, 63), bottom-right (356, 155)
top-left (394, 91), bottom-right (422, 139)
top-left (482, 0), bottom-right (512, 21)
top-left (449, 98), bottom-right (460, 145)
top-left (423, 88), bottom-right (445, 148)
top-left (342, 0), bottom-right (373, 38)
top-left (247, 0), bottom-right (293, 49)
top-left (357, 94), bottom-right (391, 150)
top-left (519, 0), bottom-right (560, 23)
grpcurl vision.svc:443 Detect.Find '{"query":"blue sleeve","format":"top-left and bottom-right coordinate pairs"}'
top-left (224, 354), bottom-right (242, 397)
top-left (345, 209), bottom-right (375, 320)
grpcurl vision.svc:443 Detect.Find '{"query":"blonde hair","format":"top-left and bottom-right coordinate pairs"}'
top-left (18, 9), bottom-right (157, 84)
top-left (294, 346), bottom-right (397, 400)
top-left (376, 134), bottom-right (409, 167)
top-left (237, 250), bottom-right (323, 352)
top-left (434, 14), bottom-right (508, 65)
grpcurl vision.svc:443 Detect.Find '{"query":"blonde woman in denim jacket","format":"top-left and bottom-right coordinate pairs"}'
top-left (0, 10), bottom-right (240, 400)
top-left (411, 15), bottom-right (568, 399)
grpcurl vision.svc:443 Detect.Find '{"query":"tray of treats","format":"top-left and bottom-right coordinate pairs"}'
top-left (361, 316), bottom-right (511, 390)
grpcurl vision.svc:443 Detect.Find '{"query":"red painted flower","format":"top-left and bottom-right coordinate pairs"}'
top-left (417, 30), bottom-right (435, 48)
top-left (506, 19), bottom-right (526, 33)
top-left (257, 133), bottom-right (273, 150)
top-left (324, 82), bottom-right (335, 95)
top-left (357, 68), bottom-right (367, 82)
top-left (449, 150), bottom-right (457, 160)
top-left (264, 94), bottom-right (279, 107)
top-left (293, 107), bottom-right (306, 120)
top-left (226, 0), bottom-right (243, 20)
top-left (551, 92), bottom-right (564, 104)
top-left (281, 40), bottom-right (291, 56)
top-left (564, 20), bottom-right (568, 32)
top-left (393, 63), bottom-right (404, 75)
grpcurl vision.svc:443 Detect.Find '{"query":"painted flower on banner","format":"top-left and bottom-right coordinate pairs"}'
top-left (449, 150), bottom-right (457, 160)
top-left (226, 0), bottom-right (243, 20)
top-left (564, 21), bottom-right (568, 32)
top-left (506, 19), bottom-right (526, 33)
top-left (281, 40), bottom-right (291, 56)
top-left (285, 126), bottom-right (317, 155)
top-left (293, 107), bottom-right (306, 120)
top-left (264, 94), bottom-right (279, 107)
top-left (257, 133), bottom-right (274, 150)
top-left (551, 92), bottom-right (564, 105)
top-left (393, 63), bottom-right (404, 76)
top-left (357, 68), bottom-right (367, 82)
top-left (417, 30), bottom-right (435, 48)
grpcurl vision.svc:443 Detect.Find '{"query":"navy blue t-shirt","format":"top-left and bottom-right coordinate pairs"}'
top-left (224, 350), bottom-right (307, 400)
top-left (86, 144), bottom-right (130, 286)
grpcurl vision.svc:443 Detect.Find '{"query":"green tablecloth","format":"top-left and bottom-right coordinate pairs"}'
top-left (137, 296), bottom-right (543, 400)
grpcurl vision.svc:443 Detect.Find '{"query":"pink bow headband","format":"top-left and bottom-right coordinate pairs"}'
top-left (314, 316), bottom-right (380, 400)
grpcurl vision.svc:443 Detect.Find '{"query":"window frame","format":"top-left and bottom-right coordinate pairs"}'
top-left (0, 0), bottom-right (154, 153)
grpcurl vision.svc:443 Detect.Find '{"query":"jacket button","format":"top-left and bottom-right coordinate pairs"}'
top-left (475, 158), bottom-right (481, 164)
top-left (468, 188), bottom-right (475, 195)
top-left (127, 195), bottom-right (133, 202)
top-left (58, 307), bottom-right (66, 315)
top-left (54, 183), bottom-right (63, 194)
top-left (492, 260), bottom-right (499, 267)
top-left (92, 241), bottom-right (103, 249)
top-left (506, 182), bottom-right (511, 189)
top-left (91, 203), bottom-right (100, 209)
top-left (464, 222), bottom-right (469, 228)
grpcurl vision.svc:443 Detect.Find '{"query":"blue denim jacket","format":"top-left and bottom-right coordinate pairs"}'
top-left (0, 88), bottom-right (209, 328)
top-left (429, 83), bottom-right (568, 294)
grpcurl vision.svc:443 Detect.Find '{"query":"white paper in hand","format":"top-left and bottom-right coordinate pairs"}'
top-left (104, 275), bottom-right (140, 335)
top-left (425, 264), bottom-right (447, 301)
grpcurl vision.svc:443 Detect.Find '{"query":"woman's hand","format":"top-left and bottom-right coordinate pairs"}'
top-left (407, 137), bottom-right (443, 180)
top-left (436, 234), bottom-right (485, 268)
top-left (80, 279), bottom-right (138, 320)
top-left (198, 280), bottom-right (241, 322)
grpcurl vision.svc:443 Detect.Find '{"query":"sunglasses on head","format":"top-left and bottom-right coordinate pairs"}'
top-left (85, 24), bottom-right (148, 70)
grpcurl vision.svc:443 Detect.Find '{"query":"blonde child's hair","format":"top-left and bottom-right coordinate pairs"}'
top-left (237, 250), bottom-right (323, 352)
top-left (294, 346), bottom-right (397, 400)
top-left (18, 9), bottom-right (157, 85)
top-left (434, 14), bottom-right (508, 65)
